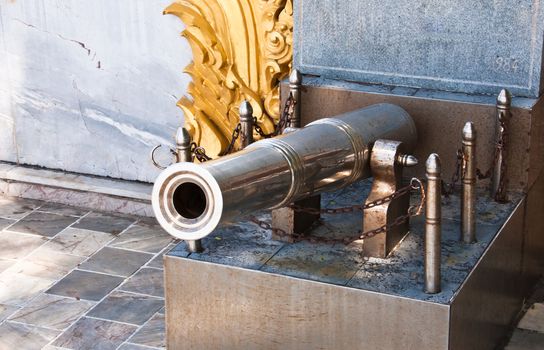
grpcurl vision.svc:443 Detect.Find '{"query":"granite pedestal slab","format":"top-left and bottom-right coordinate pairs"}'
top-left (165, 179), bottom-right (538, 350)
top-left (294, 0), bottom-right (544, 97)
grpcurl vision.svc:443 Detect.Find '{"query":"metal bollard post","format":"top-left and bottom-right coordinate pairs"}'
top-left (186, 240), bottom-right (203, 253)
top-left (239, 100), bottom-right (254, 149)
top-left (461, 122), bottom-right (476, 243)
top-left (289, 69), bottom-right (302, 128)
top-left (491, 89), bottom-right (511, 202)
top-left (175, 127), bottom-right (192, 163)
top-left (425, 153), bottom-right (442, 294)
top-left (175, 127), bottom-right (203, 253)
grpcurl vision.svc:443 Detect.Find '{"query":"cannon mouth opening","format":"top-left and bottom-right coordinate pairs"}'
top-left (152, 162), bottom-right (223, 241)
top-left (172, 182), bottom-right (207, 219)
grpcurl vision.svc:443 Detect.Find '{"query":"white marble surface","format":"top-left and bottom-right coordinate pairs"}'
top-left (0, 0), bottom-right (191, 182)
top-left (1, 163), bottom-right (151, 201)
top-left (0, 163), bottom-right (154, 217)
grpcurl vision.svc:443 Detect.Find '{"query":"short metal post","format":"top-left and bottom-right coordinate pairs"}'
top-left (239, 100), bottom-right (254, 149)
top-left (491, 89), bottom-right (511, 202)
top-left (425, 154), bottom-right (442, 294)
top-left (175, 127), bottom-right (203, 253)
top-left (186, 239), bottom-right (203, 253)
top-left (175, 127), bottom-right (192, 163)
top-left (461, 122), bottom-right (476, 243)
top-left (289, 69), bottom-right (302, 128)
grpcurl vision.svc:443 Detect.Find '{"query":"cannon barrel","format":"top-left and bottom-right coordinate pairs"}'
top-left (152, 103), bottom-right (417, 240)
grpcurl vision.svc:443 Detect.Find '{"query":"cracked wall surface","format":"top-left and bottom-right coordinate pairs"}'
top-left (0, 0), bottom-right (192, 182)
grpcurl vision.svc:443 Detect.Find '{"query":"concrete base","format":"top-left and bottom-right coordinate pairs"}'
top-left (164, 177), bottom-right (542, 349)
top-left (0, 162), bottom-right (153, 216)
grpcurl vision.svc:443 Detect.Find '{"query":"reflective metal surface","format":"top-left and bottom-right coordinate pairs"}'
top-left (362, 140), bottom-right (414, 258)
top-left (175, 127), bottom-right (192, 163)
top-left (492, 89), bottom-right (512, 201)
top-left (153, 103), bottom-right (417, 240)
top-left (271, 69), bottom-right (322, 239)
top-left (461, 122), bottom-right (477, 243)
top-left (425, 154), bottom-right (442, 294)
top-left (239, 100), bottom-right (254, 149)
top-left (165, 256), bottom-right (450, 350)
top-left (289, 69), bottom-right (302, 128)
top-left (285, 77), bottom-right (534, 193)
top-left (450, 199), bottom-right (526, 350)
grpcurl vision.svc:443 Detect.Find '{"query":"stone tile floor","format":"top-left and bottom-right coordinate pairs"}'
top-left (0, 197), bottom-right (174, 350)
top-left (0, 195), bottom-right (541, 349)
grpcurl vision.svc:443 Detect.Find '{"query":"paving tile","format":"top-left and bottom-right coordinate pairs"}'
top-left (46, 270), bottom-right (123, 302)
top-left (42, 228), bottom-right (115, 257)
top-left (505, 329), bottom-right (544, 350)
top-left (0, 218), bottom-right (15, 231)
top-left (119, 343), bottom-right (162, 350)
top-left (87, 291), bottom-right (163, 326)
top-left (79, 247), bottom-right (153, 277)
top-left (518, 303), bottom-right (544, 333)
top-left (72, 212), bottom-right (135, 235)
top-left (0, 322), bottom-right (59, 350)
top-left (7, 211), bottom-right (78, 237)
top-left (6, 248), bottom-right (84, 280)
top-left (129, 313), bottom-right (165, 348)
top-left (147, 244), bottom-right (182, 269)
top-left (0, 231), bottom-right (48, 259)
top-left (147, 254), bottom-right (164, 269)
top-left (38, 202), bottom-right (90, 217)
top-left (52, 317), bottom-right (137, 350)
top-left (119, 268), bottom-right (164, 297)
top-left (109, 223), bottom-right (173, 253)
top-left (0, 304), bottom-right (19, 323)
top-left (0, 271), bottom-right (55, 306)
top-left (0, 197), bottom-right (38, 220)
top-left (9, 294), bottom-right (94, 330)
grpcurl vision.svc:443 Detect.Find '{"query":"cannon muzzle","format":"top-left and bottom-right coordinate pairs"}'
top-left (152, 103), bottom-right (417, 240)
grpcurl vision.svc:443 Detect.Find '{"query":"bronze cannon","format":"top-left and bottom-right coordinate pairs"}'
top-left (152, 103), bottom-right (417, 241)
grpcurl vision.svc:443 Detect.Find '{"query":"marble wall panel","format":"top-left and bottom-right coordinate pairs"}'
top-left (0, 0), bottom-right (191, 182)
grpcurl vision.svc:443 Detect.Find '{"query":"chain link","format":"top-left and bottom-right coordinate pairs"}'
top-left (494, 119), bottom-right (508, 202)
top-left (445, 119), bottom-right (508, 202)
top-left (222, 123), bottom-right (242, 156)
top-left (442, 149), bottom-right (464, 197)
top-left (250, 178), bottom-right (425, 245)
top-left (190, 142), bottom-right (212, 162)
top-left (254, 93), bottom-right (296, 139)
top-left (186, 93), bottom-right (296, 160)
top-left (289, 179), bottom-right (416, 216)
top-left (150, 144), bottom-right (177, 170)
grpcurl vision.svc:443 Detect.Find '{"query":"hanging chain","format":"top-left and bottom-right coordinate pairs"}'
top-left (183, 93), bottom-right (296, 161)
top-left (254, 93), bottom-right (296, 139)
top-left (494, 119), bottom-right (508, 202)
top-left (289, 179), bottom-right (416, 216)
top-left (190, 142), bottom-right (212, 162)
top-left (442, 149), bottom-right (465, 197)
top-left (444, 119), bottom-right (508, 201)
top-left (249, 178), bottom-right (425, 245)
top-left (475, 119), bottom-right (507, 182)
top-left (222, 123), bottom-right (242, 156)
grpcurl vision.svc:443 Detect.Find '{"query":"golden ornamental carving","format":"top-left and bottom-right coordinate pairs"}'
top-left (165, 0), bottom-right (293, 157)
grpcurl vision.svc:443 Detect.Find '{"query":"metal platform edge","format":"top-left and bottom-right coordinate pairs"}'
top-left (164, 180), bottom-right (543, 350)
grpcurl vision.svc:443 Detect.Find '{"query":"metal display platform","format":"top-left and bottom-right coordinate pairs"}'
top-left (164, 179), bottom-right (530, 349)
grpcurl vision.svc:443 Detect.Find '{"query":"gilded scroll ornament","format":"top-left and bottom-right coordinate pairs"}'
top-left (164, 0), bottom-right (293, 157)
